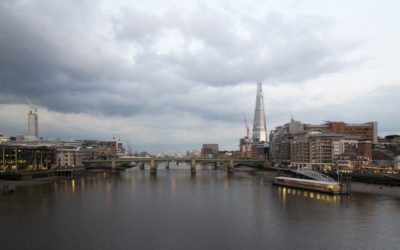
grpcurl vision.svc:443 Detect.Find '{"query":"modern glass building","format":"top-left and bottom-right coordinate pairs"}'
top-left (251, 82), bottom-right (267, 144)
top-left (0, 144), bottom-right (55, 171)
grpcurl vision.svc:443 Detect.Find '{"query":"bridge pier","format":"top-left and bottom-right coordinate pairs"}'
top-left (227, 159), bottom-right (234, 174)
top-left (166, 161), bottom-right (170, 170)
top-left (191, 159), bottom-right (196, 175)
top-left (111, 159), bottom-right (119, 173)
top-left (214, 162), bottom-right (218, 170)
top-left (140, 163), bottom-right (145, 170)
top-left (150, 160), bottom-right (157, 175)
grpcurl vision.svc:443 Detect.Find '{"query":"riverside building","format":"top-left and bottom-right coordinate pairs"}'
top-left (56, 148), bottom-right (83, 168)
top-left (0, 143), bottom-right (56, 171)
top-left (270, 119), bottom-right (373, 170)
top-left (0, 139), bottom-right (84, 171)
top-left (79, 139), bottom-right (125, 160)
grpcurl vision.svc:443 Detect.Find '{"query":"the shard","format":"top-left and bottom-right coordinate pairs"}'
top-left (252, 82), bottom-right (267, 143)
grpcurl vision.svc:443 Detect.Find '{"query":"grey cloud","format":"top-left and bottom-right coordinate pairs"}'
top-left (116, 8), bottom-right (348, 85)
top-left (0, 1), bottom-right (355, 121)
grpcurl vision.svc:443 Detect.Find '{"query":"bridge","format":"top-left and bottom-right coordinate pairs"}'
top-left (291, 169), bottom-right (336, 183)
top-left (83, 157), bottom-right (268, 175)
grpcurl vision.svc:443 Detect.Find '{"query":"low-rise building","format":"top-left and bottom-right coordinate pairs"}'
top-left (80, 139), bottom-right (125, 160)
top-left (0, 135), bottom-right (10, 143)
top-left (186, 150), bottom-right (201, 158)
top-left (56, 148), bottom-right (83, 168)
top-left (201, 144), bottom-right (219, 158)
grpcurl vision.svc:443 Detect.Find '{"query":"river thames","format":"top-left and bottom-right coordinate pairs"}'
top-left (1, 167), bottom-right (400, 249)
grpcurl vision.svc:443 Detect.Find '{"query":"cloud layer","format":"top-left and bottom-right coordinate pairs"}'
top-left (0, 0), bottom-right (399, 152)
top-left (0, 1), bottom-right (349, 116)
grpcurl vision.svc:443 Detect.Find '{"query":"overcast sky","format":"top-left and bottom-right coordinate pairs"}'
top-left (0, 0), bottom-right (399, 153)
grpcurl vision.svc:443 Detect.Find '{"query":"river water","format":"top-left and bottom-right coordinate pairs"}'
top-left (1, 167), bottom-right (400, 250)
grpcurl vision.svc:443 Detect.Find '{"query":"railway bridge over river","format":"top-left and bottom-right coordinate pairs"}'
top-left (83, 157), bottom-right (269, 175)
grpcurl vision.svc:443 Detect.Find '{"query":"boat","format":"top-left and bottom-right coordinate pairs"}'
top-left (273, 176), bottom-right (341, 194)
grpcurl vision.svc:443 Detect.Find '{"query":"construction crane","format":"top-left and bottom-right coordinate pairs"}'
top-left (243, 113), bottom-right (250, 138)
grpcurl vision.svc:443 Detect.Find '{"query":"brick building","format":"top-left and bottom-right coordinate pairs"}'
top-left (304, 121), bottom-right (377, 144)
top-left (270, 119), bottom-right (374, 169)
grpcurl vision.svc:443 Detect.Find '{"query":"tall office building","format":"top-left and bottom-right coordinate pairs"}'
top-left (28, 107), bottom-right (38, 137)
top-left (252, 82), bottom-right (267, 143)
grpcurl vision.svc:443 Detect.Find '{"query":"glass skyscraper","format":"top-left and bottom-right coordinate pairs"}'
top-left (252, 82), bottom-right (267, 143)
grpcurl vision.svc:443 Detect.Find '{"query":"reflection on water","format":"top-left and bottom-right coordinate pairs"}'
top-left (277, 186), bottom-right (350, 205)
top-left (1, 169), bottom-right (400, 250)
top-left (71, 179), bottom-right (75, 193)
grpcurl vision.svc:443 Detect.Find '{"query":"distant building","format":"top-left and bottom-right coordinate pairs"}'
top-left (79, 139), bottom-right (125, 160)
top-left (217, 150), bottom-right (235, 158)
top-left (28, 107), bottom-right (38, 137)
top-left (239, 136), bottom-right (252, 158)
top-left (0, 135), bottom-right (10, 143)
top-left (385, 135), bottom-right (400, 145)
top-left (115, 139), bottom-right (125, 156)
top-left (201, 144), bottom-right (219, 158)
top-left (304, 121), bottom-right (377, 144)
top-left (395, 156), bottom-right (400, 169)
top-left (251, 83), bottom-right (268, 159)
top-left (384, 135), bottom-right (400, 155)
top-left (252, 83), bottom-right (267, 143)
top-left (371, 135), bottom-right (400, 167)
top-left (186, 149), bottom-right (201, 158)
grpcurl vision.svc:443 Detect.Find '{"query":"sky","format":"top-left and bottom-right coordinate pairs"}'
top-left (0, 0), bottom-right (399, 153)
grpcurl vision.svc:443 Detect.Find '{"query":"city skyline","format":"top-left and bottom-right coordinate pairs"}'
top-left (1, 0), bottom-right (400, 153)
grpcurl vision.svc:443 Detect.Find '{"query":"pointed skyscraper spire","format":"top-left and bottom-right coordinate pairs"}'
top-left (252, 82), bottom-right (267, 143)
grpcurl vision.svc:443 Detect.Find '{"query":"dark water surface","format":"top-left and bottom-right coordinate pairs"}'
top-left (1, 168), bottom-right (400, 250)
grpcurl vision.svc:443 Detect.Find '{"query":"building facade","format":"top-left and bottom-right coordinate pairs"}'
top-left (269, 118), bottom-right (304, 164)
top-left (56, 148), bottom-right (83, 168)
top-left (304, 121), bottom-right (377, 144)
top-left (201, 144), bottom-right (219, 158)
top-left (270, 119), bottom-right (374, 170)
top-left (0, 143), bottom-right (56, 171)
top-left (28, 108), bottom-right (38, 137)
top-left (80, 140), bottom-right (124, 160)
top-left (239, 136), bottom-right (252, 158)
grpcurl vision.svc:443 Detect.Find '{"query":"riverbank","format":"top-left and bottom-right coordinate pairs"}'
top-left (351, 182), bottom-right (400, 197)
top-left (0, 176), bottom-right (58, 189)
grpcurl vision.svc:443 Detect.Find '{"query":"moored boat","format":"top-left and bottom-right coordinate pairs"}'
top-left (273, 176), bottom-right (341, 194)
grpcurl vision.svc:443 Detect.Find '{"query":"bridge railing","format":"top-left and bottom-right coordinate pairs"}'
top-left (292, 169), bottom-right (336, 183)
